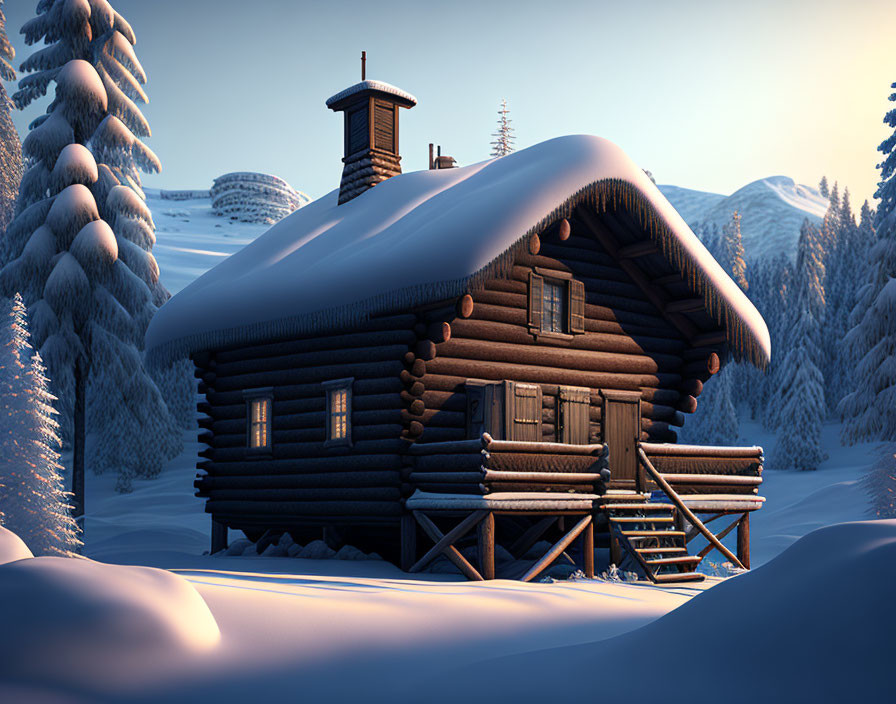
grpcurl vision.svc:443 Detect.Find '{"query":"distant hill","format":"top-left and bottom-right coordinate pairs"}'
top-left (659, 176), bottom-right (828, 262)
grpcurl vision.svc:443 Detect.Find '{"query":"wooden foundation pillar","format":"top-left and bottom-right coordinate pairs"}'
top-left (583, 518), bottom-right (594, 578)
top-left (400, 513), bottom-right (416, 572)
top-left (211, 519), bottom-right (228, 554)
top-left (610, 532), bottom-right (622, 568)
top-left (478, 512), bottom-right (496, 580)
top-left (737, 513), bottom-right (751, 569)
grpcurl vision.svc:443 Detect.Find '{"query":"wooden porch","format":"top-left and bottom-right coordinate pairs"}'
top-left (401, 434), bottom-right (763, 582)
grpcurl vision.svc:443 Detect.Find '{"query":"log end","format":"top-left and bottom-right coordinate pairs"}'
top-left (557, 218), bottom-right (571, 241)
top-left (528, 233), bottom-right (541, 255)
top-left (457, 294), bottom-right (475, 319)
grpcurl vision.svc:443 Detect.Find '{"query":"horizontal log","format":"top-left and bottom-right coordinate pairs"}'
top-left (203, 438), bottom-right (406, 462)
top-left (659, 473), bottom-right (763, 485)
top-left (213, 317), bottom-right (417, 363)
top-left (648, 456), bottom-right (763, 475)
top-left (407, 472), bottom-right (485, 484)
top-left (210, 360), bottom-right (404, 393)
top-left (680, 378), bottom-right (704, 397)
top-left (415, 340), bottom-right (437, 361)
top-left (487, 452), bottom-right (607, 473)
top-left (411, 452), bottom-right (487, 472)
top-left (641, 443), bottom-right (763, 459)
top-left (485, 482), bottom-right (595, 493)
top-left (408, 438), bottom-right (484, 455)
top-left (437, 337), bottom-right (679, 375)
top-left (428, 321), bottom-right (451, 343)
top-left (448, 316), bottom-right (686, 356)
top-left (419, 390), bottom-right (466, 412)
top-left (401, 408), bottom-right (466, 428)
top-left (205, 377), bottom-right (402, 407)
top-left (484, 436), bottom-right (607, 455)
top-left (410, 483), bottom-right (485, 495)
top-left (427, 357), bottom-right (680, 390)
top-left (483, 470), bottom-right (602, 483)
top-left (677, 395), bottom-right (698, 414)
top-left (537, 244), bottom-right (627, 277)
top-left (198, 455), bottom-right (402, 476)
top-left (203, 487), bottom-right (400, 502)
top-left (210, 423), bottom-right (403, 448)
top-left (196, 471), bottom-right (400, 491)
top-left (473, 286), bottom-right (662, 322)
top-left (418, 427), bottom-right (467, 443)
top-left (213, 344), bottom-right (409, 378)
top-left (205, 500), bottom-right (402, 517)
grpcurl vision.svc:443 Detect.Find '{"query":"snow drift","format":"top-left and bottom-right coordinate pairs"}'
top-left (0, 526), bottom-right (220, 688)
top-left (423, 519), bottom-right (896, 703)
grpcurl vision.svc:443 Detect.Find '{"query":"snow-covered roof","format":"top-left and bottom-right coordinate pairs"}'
top-left (325, 80), bottom-right (418, 108)
top-left (145, 135), bottom-right (771, 369)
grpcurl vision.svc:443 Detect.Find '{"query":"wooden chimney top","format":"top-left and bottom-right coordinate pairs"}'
top-left (327, 53), bottom-right (417, 205)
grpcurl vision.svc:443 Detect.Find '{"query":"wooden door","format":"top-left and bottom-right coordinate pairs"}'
top-left (601, 390), bottom-right (642, 490)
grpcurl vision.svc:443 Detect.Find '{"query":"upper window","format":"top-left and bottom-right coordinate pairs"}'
top-left (323, 378), bottom-right (353, 447)
top-left (243, 387), bottom-right (273, 453)
top-left (528, 271), bottom-right (585, 337)
top-left (542, 280), bottom-right (567, 333)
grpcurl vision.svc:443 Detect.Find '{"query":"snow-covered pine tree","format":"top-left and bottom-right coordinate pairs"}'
top-left (0, 293), bottom-right (81, 556)
top-left (839, 81), bottom-right (896, 443)
top-left (818, 175), bottom-right (830, 198)
top-left (721, 211), bottom-right (748, 291)
top-left (490, 99), bottom-right (515, 158)
top-left (769, 219), bottom-right (826, 469)
top-left (679, 365), bottom-right (739, 445)
top-left (0, 0), bottom-right (22, 236)
top-left (0, 0), bottom-right (184, 506)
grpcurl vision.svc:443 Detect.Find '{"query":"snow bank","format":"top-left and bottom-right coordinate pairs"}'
top-left (146, 135), bottom-right (770, 369)
top-left (0, 526), bottom-right (34, 565)
top-left (425, 520), bottom-right (896, 703)
top-left (0, 554), bottom-right (220, 686)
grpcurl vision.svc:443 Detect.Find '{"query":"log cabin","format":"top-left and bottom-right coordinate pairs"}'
top-left (145, 71), bottom-right (771, 583)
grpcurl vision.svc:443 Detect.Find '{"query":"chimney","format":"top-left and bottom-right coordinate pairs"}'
top-left (429, 144), bottom-right (457, 170)
top-left (326, 53), bottom-right (417, 204)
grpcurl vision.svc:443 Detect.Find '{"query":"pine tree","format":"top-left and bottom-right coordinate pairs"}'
top-left (0, 293), bottom-right (81, 555)
top-left (770, 220), bottom-right (826, 469)
top-left (818, 176), bottom-right (830, 198)
top-left (0, 2), bottom-right (184, 508)
top-left (721, 211), bottom-right (748, 291)
top-left (839, 81), bottom-right (896, 443)
top-left (0, 0), bottom-right (22, 236)
top-left (490, 99), bottom-right (515, 158)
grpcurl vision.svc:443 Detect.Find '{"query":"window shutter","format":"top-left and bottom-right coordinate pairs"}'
top-left (569, 279), bottom-right (585, 334)
top-left (505, 381), bottom-right (542, 441)
top-left (528, 273), bottom-right (543, 332)
top-left (560, 386), bottom-right (590, 445)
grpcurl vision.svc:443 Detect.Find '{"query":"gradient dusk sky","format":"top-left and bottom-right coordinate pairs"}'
top-left (3, 0), bottom-right (894, 204)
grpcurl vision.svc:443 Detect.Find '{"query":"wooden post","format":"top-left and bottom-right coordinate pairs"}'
top-left (583, 518), bottom-right (594, 579)
top-left (478, 512), bottom-right (495, 580)
top-left (211, 519), bottom-right (228, 554)
top-left (610, 532), bottom-right (622, 568)
top-left (401, 513), bottom-right (416, 571)
top-left (737, 513), bottom-right (751, 569)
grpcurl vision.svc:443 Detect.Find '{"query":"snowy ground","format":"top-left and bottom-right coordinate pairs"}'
top-left (0, 414), bottom-right (887, 702)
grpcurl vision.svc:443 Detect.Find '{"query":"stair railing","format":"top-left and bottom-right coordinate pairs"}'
top-left (637, 447), bottom-right (746, 570)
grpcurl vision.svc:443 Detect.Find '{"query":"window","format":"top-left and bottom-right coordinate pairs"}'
top-left (323, 378), bottom-right (353, 446)
top-left (243, 388), bottom-right (273, 453)
top-left (542, 280), bottom-right (567, 333)
top-left (528, 272), bottom-right (585, 337)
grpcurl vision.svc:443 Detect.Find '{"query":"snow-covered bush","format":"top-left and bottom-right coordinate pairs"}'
top-left (210, 172), bottom-right (309, 224)
top-left (0, 294), bottom-right (81, 556)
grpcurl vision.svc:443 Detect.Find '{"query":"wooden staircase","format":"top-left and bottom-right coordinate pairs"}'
top-left (600, 493), bottom-right (705, 584)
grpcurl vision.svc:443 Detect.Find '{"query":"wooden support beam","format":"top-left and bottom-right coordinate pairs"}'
top-left (696, 514), bottom-right (743, 559)
top-left (665, 298), bottom-right (705, 314)
top-left (509, 517), bottom-right (557, 558)
top-left (401, 513), bottom-right (416, 572)
top-left (583, 518), bottom-right (594, 578)
top-left (737, 513), bottom-right (751, 569)
top-left (576, 207), bottom-right (698, 343)
top-left (409, 510), bottom-right (488, 576)
top-left (617, 241), bottom-right (660, 259)
top-left (211, 519), bottom-right (227, 554)
top-left (522, 515), bottom-right (592, 583)
top-left (478, 512), bottom-right (496, 580)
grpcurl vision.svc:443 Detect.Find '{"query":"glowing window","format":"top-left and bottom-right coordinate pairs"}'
top-left (323, 378), bottom-right (353, 447)
top-left (542, 280), bottom-right (567, 333)
top-left (243, 388), bottom-right (274, 453)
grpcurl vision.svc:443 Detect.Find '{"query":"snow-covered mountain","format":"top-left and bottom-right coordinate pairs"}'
top-left (148, 174), bottom-right (828, 297)
top-left (659, 176), bottom-right (829, 262)
top-left (147, 189), bottom-right (270, 295)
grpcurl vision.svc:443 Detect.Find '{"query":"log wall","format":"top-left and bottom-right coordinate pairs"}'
top-left (194, 314), bottom-right (417, 534)
top-left (408, 231), bottom-right (714, 447)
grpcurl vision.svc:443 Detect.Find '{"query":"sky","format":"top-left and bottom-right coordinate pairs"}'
top-left (3, 0), bottom-right (895, 205)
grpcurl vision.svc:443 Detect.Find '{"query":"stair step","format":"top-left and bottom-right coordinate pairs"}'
top-left (620, 530), bottom-right (686, 538)
top-left (601, 503), bottom-right (676, 511)
top-left (645, 556), bottom-right (703, 566)
top-left (653, 571), bottom-right (706, 584)
top-left (610, 516), bottom-right (675, 524)
top-left (636, 547), bottom-right (688, 555)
